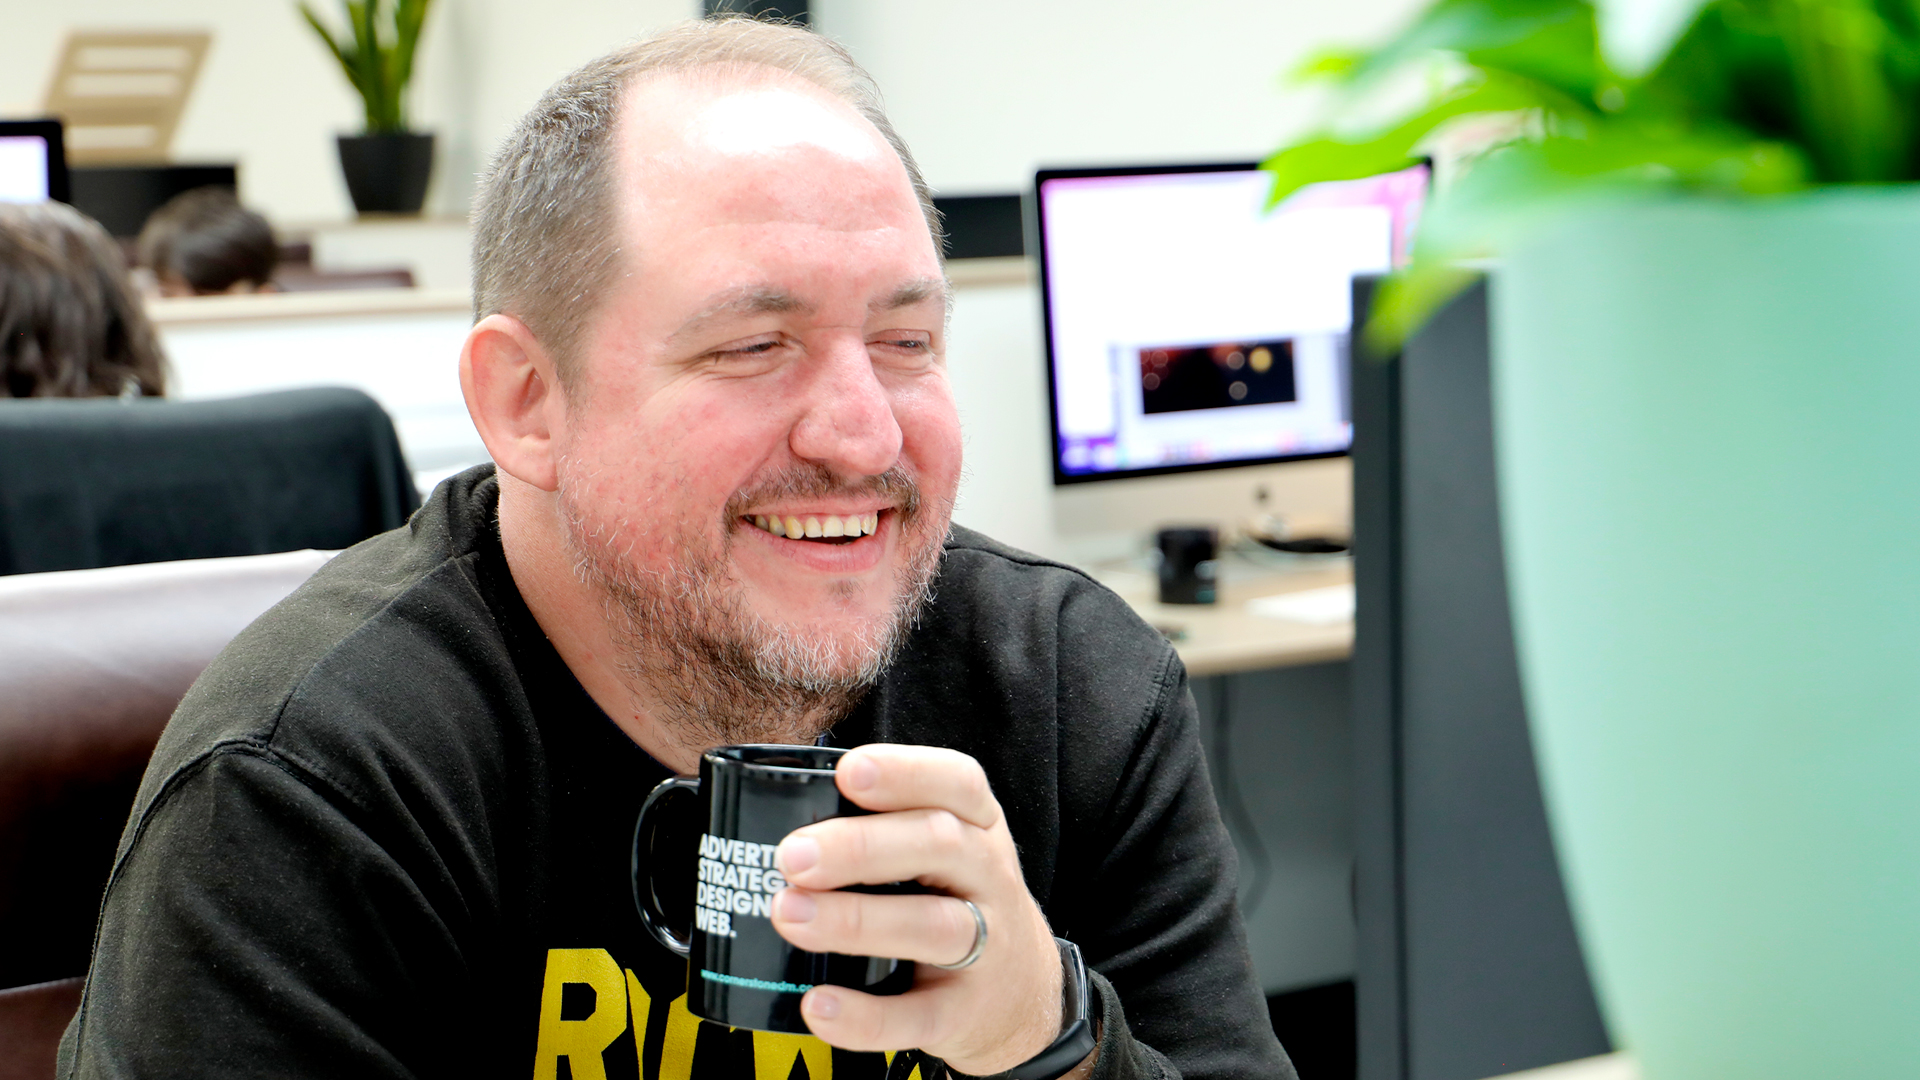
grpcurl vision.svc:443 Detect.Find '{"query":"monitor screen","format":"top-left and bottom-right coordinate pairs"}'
top-left (1036, 161), bottom-right (1427, 484)
top-left (0, 120), bottom-right (69, 205)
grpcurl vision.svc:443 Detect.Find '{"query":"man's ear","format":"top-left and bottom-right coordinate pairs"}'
top-left (460, 313), bottom-right (568, 492)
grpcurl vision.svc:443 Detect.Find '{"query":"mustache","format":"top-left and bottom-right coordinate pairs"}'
top-left (721, 463), bottom-right (923, 526)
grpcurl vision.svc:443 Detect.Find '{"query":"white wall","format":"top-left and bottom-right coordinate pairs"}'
top-left (943, 280), bottom-right (1057, 556)
top-left (0, 0), bottom-right (695, 225)
top-left (4, 1), bottom-right (1428, 222)
top-left (812, 0), bottom-right (1429, 195)
top-left (417, 0), bottom-right (698, 220)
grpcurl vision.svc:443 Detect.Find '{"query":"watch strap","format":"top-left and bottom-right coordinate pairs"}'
top-left (1006, 938), bottom-right (1098, 1080)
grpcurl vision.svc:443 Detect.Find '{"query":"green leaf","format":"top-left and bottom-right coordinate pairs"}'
top-left (1357, 126), bottom-right (1808, 347)
top-left (1263, 72), bottom-right (1559, 206)
top-left (1335, 0), bottom-right (1607, 102)
top-left (298, 0), bottom-right (429, 133)
top-left (1291, 48), bottom-right (1365, 82)
top-left (1592, 0), bottom-right (1713, 74)
top-left (1460, 1), bottom-right (1609, 100)
top-left (349, 0), bottom-right (387, 131)
top-left (298, 3), bottom-right (347, 66)
top-left (1774, 0), bottom-right (1908, 180)
top-left (299, 2), bottom-right (368, 102)
top-left (1361, 261), bottom-right (1485, 352)
top-left (387, 0), bottom-right (431, 131)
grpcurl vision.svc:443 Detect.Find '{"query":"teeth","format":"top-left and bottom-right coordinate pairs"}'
top-left (751, 511), bottom-right (882, 539)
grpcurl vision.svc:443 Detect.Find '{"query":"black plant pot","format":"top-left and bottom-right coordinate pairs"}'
top-left (336, 132), bottom-right (435, 215)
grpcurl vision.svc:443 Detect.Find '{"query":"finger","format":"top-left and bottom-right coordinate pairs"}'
top-left (776, 807), bottom-right (992, 894)
top-left (771, 888), bottom-right (984, 967)
top-left (799, 983), bottom-right (948, 1055)
top-left (836, 745), bottom-right (1000, 828)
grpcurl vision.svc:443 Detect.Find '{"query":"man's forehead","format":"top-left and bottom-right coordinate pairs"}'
top-left (607, 67), bottom-right (926, 250)
top-left (615, 67), bottom-right (892, 182)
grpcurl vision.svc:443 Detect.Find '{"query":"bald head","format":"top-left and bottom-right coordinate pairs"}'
top-left (470, 18), bottom-right (943, 385)
top-left (621, 68), bottom-right (926, 239)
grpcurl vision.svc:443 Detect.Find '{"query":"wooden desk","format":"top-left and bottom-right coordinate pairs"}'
top-left (1087, 555), bottom-right (1354, 677)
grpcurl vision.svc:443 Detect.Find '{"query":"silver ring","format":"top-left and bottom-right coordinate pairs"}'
top-left (932, 898), bottom-right (988, 970)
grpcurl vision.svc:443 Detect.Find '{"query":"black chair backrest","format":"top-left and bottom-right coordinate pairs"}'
top-left (0, 387), bottom-right (419, 576)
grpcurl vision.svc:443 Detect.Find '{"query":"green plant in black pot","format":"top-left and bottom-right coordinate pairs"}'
top-left (300, 0), bottom-right (435, 215)
top-left (1269, 5), bottom-right (1920, 1079)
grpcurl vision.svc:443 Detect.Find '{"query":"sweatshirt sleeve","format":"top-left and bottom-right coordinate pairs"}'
top-left (59, 746), bottom-right (469, 1079)
top-left (1061, 649), bottom-right (1297, 1080)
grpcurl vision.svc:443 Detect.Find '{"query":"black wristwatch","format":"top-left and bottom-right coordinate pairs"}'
top-left (1007, 938), bottom-right (1099, 1080)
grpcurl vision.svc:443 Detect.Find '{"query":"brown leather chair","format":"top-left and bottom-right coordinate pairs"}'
top-left (0, 549), bottom-right (334, 1079)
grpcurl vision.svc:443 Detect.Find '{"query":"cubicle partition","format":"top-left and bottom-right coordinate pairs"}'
top-left (1349, 278), bottom-right (1611, 1080)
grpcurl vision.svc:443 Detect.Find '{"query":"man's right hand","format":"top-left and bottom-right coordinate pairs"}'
top-left (770, 744), bottom-right (1094, 1077)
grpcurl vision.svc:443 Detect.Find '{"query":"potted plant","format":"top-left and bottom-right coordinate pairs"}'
top-left (300, 0), bottom-right (435, 215)
top-left (1270, 2), bottom-right (1920, 1077)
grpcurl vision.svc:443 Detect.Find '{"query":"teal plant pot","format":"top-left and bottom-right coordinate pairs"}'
top-left (1493, 191), bottom-right (1920, 1079)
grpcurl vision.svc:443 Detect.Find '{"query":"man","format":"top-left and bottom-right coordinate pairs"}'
top-left (136, 186), bottom-right (279, 297)
top-left (61, 19), bottom-right (1291, 1080)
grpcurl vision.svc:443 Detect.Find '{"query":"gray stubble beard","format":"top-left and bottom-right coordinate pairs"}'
top-left (559, 462), bottom-right (948, 751)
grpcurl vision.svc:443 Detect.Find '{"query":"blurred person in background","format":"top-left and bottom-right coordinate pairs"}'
top-left (0, 200), bottom-right (166, 398)
top-left (137, 186), bottom-right (278, 297)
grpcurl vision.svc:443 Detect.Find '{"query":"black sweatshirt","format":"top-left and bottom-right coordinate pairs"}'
top-left (60, 467), bottom-right (1293, 1080)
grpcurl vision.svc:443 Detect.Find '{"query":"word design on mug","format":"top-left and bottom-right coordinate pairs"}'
top-left (694, 834), bottom-right (787, 938)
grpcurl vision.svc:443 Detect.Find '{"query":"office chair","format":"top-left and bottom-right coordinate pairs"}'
top-left (0, 387), bottom-right (419, 576)
top-left (0, 549), bottom-right (335, 1079)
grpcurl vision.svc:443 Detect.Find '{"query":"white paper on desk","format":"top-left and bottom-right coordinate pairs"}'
top-left (1248, 583), bottom-right (1355, 625)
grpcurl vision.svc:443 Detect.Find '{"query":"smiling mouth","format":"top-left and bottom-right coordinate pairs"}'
top-left (746, 512), bottom-right (882, 545)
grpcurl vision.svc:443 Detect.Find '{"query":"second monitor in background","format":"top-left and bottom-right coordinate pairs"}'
top-left (1034, 161), bottom-right (1427, 543)
top-left (0, 120), bottom-right (71, 205)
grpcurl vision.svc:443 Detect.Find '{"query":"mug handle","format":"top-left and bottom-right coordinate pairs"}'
top-left (632, 775), bottom-right (700, 958)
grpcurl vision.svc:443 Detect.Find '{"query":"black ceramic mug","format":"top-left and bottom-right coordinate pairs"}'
top-left (632, 744), bottom-right (915, 1033)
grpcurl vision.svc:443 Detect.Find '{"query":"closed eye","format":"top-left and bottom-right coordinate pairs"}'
top-left (692, 335), bottom-right (789, 376)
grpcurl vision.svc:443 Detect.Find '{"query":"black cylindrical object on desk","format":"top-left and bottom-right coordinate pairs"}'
top-left (1157, 526), bottom-right (1219, 605)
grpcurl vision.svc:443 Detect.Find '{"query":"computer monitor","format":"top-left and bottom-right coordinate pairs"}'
top-left (1033, 161), bottom-right (1426, 540)
top-left (0, 120), bottom-right (71, 205)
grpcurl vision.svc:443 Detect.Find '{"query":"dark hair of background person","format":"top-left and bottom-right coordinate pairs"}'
top-left (137, 186), bottom-right (279, 296)
top-left (0, 200), bottom-right (167, 399)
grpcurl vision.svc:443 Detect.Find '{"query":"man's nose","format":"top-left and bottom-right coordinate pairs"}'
top-left (788, 337), bottom-right (904, 477)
